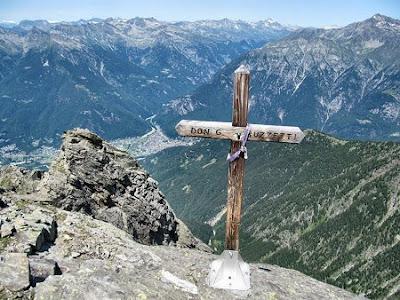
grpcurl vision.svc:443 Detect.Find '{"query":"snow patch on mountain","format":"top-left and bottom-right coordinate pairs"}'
top-left (357, 119), bottom-right (372, 125)
top-left (382, 103), bottom-right (400, 120)
top-left (363, 39), bottom-right (384, 49)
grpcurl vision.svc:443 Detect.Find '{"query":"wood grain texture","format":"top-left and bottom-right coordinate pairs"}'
top-left (175, 120), bottom-right (305, 144)
top-left (225, 66), bottom-right (250, 251)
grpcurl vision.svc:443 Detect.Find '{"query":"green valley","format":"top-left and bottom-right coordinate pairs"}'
top-left (143, 130), bottom-right (400, 299)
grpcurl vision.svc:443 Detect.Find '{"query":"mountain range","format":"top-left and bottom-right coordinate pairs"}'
top-left (1, 14), bottom-right (399, 165)
top-left (161, 14), bottom-right (400, 142)
top-left (0, 17), bottom-right (291, 152)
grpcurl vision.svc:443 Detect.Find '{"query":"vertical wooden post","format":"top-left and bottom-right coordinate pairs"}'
top-left (225, 65), bottom-right (250, 250)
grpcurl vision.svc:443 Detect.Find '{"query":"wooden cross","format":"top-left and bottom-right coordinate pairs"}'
top-left (176, 65), bottom-right (304, 251)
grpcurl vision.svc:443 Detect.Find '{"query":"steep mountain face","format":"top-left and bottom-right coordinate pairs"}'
top-left (0, 18), bottom-right (292, 151)
top-left (143, 131), bottom-right (400, 299)
top-left (162, 14), bottom-right (400, 141)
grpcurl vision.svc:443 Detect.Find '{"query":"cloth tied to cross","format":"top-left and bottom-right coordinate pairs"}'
top-left (227, 124), bottom-right (251, 162)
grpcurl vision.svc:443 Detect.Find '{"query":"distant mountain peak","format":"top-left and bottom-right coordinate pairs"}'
top-left (18, 19), bottom-right (51, 31)
top-left (0, 20), bottom-right (17, 29)
top-left (367, 13), bottom-right (400, 28)
top-left (0, 20), bottom-right (16, 24)
top-left (372, 13), bottom-right (392, 21)
top-left (1, 17), bottom-right (291, 31)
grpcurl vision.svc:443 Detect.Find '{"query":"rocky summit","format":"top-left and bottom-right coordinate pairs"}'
top-left (39, 129), bottom-right (202, 248)
top-left (0, 128), bottom-right (362, 299)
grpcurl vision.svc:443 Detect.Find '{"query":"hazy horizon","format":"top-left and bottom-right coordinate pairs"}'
top-left (1, 13), bottom-right (399, 30)
top-left (1, 0), bottom-right (399, 28)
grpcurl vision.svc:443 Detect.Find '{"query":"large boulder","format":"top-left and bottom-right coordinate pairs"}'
top-left (39, 128), bottom-right (204, 249)
top-left (0, 253), bottom-right (30, 293)
top-left (0, 204), bottom-right (57, 254)
top-left (0, 166), bottom-right (43, 194)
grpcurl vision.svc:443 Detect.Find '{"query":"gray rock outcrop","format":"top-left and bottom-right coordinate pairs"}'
top-left (0, 253), bottom-right (30, 292)
top-left (0, 203), bottom-right (57, 255)
top-left (38, 129), bottom-right (204, 249)
top-left (0, 166), bottom-right (43, 194)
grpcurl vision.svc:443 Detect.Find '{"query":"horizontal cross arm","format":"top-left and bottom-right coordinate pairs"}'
top-left (176, 120), bottom-right (305, 144)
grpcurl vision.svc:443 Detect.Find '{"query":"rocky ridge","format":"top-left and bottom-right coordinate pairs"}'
top-left (0, 128), bottom-right (362, 299)
top-left (38, 129), bottom-right (201, 247)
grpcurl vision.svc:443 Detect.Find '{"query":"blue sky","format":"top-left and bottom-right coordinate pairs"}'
top-left (1, 0), bottom-right (399, 27)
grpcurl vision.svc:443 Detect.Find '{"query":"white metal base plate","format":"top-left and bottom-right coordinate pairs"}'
top-left (206, 250), bottom-right (250, 290)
